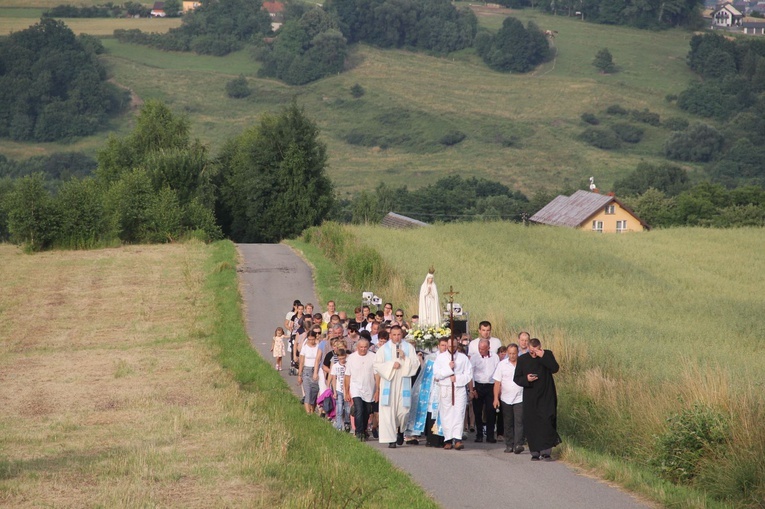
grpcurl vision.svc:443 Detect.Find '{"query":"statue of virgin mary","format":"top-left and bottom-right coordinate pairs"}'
top-left (418, 268), bottom-right (441, 327)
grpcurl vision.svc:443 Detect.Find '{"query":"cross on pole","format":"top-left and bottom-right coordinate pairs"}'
top-left (444, 285), bottom-right (459, 405)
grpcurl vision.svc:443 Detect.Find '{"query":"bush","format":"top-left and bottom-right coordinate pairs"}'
top-left (226, 75), bottom-right (251, 99)
top-left (593, 48), bottom-right (615, 73)
top-left (579, 127), bottom-right (621, 149)
top-left (653, 404), bottom-right (727, 484)
top-left (664, 123), bottom-right (725, 162)
top-left (350, 83), bottom-right (365, 98)
top-left (439, 131), bottom-right (466, 146)
top-left (663, 117), bottom-right (689, 131)
top-left (605, 104), bottom-right (628, 116)
top-left (581, 112), bottom-right (600, 125)
top-left (665, 93), bottom-right (678, 102)
top-left (630, 108), bottom-right (660, 126)
top-left (611, 122), bottom-right (644, 143)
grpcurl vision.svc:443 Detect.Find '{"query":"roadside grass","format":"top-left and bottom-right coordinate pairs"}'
top-left (0, 241), bottom-right (438, 508)
top-left (0, 16), bottom-right (181, 36)
top-left (0, 8), bottom-right (704, 194)
top-left (295, 222), bottom-right (765, 508)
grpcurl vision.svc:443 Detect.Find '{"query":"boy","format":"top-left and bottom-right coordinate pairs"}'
top-left (330, 349), bottom-right (351, 431)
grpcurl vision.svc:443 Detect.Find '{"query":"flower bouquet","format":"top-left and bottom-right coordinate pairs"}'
top-left (407, 323), bottom-right (452, 351)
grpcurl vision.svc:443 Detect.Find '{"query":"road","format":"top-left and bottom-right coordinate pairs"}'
top-left (237, 243), bottom-right (651, 509)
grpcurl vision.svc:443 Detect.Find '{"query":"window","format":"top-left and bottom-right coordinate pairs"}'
top-left (616, 220), bottom-right (627, 233)
top-left (592, 220), bottom-right (603, 233)
top-left (604, 204), bottom-right (615, 215)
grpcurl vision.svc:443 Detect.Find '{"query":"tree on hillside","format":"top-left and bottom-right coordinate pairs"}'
top-left (217, 102), bottom-right (334, 242)
top-left (613, 163), bottom-right (690, 197)
top-left (476, 17), bottom-right (550, 73)
top-left (593, 48), bottom-right (616, 73)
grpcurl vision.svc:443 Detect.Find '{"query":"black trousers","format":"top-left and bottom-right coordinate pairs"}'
top-left (353, 397), bottom-right (373, 436)
top-left (425, 412), bottom-right (444, 447)
top-left (472, 382), bottom-right (496, 439)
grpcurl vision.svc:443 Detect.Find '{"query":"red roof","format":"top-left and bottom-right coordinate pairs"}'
top-left (262, 1), bottom-right (285, 14)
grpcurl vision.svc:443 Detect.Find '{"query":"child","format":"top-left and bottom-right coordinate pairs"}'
top-left (271, 327), bottom-right (288, 371)
top-left (329, 349), bottom-right (350, 431)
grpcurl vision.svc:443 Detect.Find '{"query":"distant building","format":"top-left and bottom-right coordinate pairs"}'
top-left (262, 1), bottom-right (285, 31)
top-left (530, 190), bottom-right (649, 233)
top-left (741, 17), bottom-right (765, 33)
top-left (150, 1), bottom-right (166, 17)
top-left (380, 212), bottom-right (430, 229)
top-left (182, 1), bottom-right (201, 12)
top-left (711, 3), bottom-right (744, 26)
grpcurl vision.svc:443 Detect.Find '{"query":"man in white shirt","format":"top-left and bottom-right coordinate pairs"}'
top-left (344, 339), bottom-right (377, 441)
top-left (433, 337), bottom-right (473, 450)
top-left (493, 343), bottom-right (524, 454)
top-left (470, 338), bottom-right (500, 443)
top-left (468, 321), bottom-right (502, 359)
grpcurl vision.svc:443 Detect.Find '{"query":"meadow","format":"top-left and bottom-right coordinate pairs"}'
top-left (296, 222), bottom-right (765, 508)
top-left (0, 241), bottom-right (437, 508)
top-left (0, 6), bottom-right (703, 195)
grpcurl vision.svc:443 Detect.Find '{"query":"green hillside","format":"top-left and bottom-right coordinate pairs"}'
top-left (0, 7), bottom-right (703, 195)
top-left (298, 221), bottom-right (765, 507)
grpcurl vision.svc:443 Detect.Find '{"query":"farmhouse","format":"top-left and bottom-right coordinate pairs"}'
top-left (262, 1), bottom-right (285, 31)
top-left (530, 190), bottom-right (649, 233)
top-left (711, 3), bottom-right (744, 26)
top-left (742, 17), bottom-right (765, 34)
top-left (182, 1), bottom-right (201, 12)
top-left (150, 2), bottom-right (165, 17)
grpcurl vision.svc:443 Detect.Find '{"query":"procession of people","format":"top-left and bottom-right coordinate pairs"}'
top-left (275, 269), bottom-right (561, 459)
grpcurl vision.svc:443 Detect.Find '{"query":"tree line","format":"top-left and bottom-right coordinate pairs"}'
top-left (43, 2), bottom-right (162, 18)
top-left (0, 100), bottom-right (333, 251)
top-left (0, 19), bottom-right (130, 142)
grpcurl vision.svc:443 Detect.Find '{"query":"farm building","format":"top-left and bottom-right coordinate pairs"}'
top-left (150, 1), bottom-right (165, 17)
top-left (742, 18), bottom-right (765, 33)
top-left (711, 3), bottom-right (744, 26)
top-left (530, 190), bottom-right (649, 233)
top-left (380, 212), bottom-right (430, 229)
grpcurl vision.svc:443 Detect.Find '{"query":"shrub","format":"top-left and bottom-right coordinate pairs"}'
top-left (593, 48), bottom-right (616, 73)
top-left (226, 75), bottom-right (251, 99)
top-left (581, 112), bottom-right (600, 125)
top-left (663, 117), bottom-right (689, 131)
top-left (605, 104), bottom-right (628, 115)
top-left (630, 108), bottom-right (660, 126)
top-left (665, 93), bottom-right (678, 102)
top-left (611, 123), bottom-right (644, 143)
top-left (579, 127), bottom-right (621, 149)
top-left (653, 404), bottom-right (728, 484)
top-left (439, 131), bottom-right (466, 146)
top-left (664, 123), bottom-right (725, 162)
top-left (350, 83), bottom-right (365, 98)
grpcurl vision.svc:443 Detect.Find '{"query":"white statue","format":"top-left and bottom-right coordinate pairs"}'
top-left (418, 268), bottom-right (441, 327)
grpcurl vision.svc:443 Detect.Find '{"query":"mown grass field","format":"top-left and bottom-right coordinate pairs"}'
top-left (296, 222), bottom-right (765, 507)
top-left (0, 6), bottom-right (703, 195)
top-left (0, 15), bottom-right (181, 36)
top-left (0, 241), bottom-right (437, 508)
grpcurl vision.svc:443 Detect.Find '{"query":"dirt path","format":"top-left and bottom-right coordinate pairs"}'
top-left (237, 243), bottom-right (652, 509)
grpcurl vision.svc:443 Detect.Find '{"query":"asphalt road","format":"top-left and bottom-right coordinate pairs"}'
top-left (237, 243), bottom-right (651, 509)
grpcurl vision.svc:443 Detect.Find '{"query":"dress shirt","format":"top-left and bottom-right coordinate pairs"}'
top-left (492, 358), bottom-right (523, 405)
top-left (468, 337), bottom-right (502, 359)
top-left (470, 353), bottom-right (499, 384)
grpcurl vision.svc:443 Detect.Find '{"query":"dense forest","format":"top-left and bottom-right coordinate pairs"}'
top-left (0, 19), bottom-right (129, 142)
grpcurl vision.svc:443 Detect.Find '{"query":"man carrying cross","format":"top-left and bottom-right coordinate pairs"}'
top-left (433, 337), bottom-right (473, 450)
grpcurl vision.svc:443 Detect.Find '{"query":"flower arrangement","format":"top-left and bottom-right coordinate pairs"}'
top-left (407, 324), bottom-right (452, 350)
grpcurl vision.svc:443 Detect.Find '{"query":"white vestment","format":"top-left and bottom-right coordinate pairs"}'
top-left (418, 274), bottom-right (441, 327)
top-left (374, 340), bottom-right (420, 444)
top-left (433, 350), bottom-right (473, 441)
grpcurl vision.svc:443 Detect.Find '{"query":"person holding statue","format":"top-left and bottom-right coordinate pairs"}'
top-left (418, 268), bottom-right (441, 327)
top-left (374, 325), bottom-right (420, 448)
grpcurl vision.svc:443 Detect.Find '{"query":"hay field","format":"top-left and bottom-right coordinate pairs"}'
top-left (0, 242), bottom-right (280, 507)
top-left (0, 16), bottom-right (181, 36)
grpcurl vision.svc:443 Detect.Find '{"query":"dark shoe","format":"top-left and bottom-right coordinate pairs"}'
top-left (443, 442), bottom-right (453, 450)
top-left (469, 427), bottom-right (475, 432)
top-left (396, 432), bottom-right (405, 445)
top-left (372, 428), bottom-right (379, 439)
top-left (474, 436), bottom-right (483, 443)
top-left (454, 441), bottom-right (464, 450)
top-left (514, 446), bottom-right (525, 454)
top-left (388, 443), bottom-right (397, 449)
top-left (531, 455), bottom-right (540, 461)
top-left (504, 447), bottom-right (513, 453)
top-left (542, 454), bottom-right (552, 461)
top-left (406, 438), bottom-right (419, 445)
top-left (487, 437), bottom-right (497, 443)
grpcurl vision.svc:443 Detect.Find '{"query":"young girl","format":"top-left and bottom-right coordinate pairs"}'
top-left (271, 327), bottom-right (288, 371)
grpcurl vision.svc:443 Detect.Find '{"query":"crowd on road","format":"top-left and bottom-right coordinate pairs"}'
top-left (274, 298), bottom-right (563, 460)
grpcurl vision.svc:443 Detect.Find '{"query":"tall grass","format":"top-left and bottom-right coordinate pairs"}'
top-left (301, 222), bottom-right (765, 508)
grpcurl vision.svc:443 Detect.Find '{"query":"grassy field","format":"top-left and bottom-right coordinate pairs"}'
top-left (0, 7), bottom-right (703, 195)
top-left (296, 222), bottom-right (765, 507)
top-left (0, 241), bottom-right (437, 508)
top-left (0, 16), bottom-right (181, 36)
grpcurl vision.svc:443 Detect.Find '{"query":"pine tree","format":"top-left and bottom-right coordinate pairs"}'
top-left (593, 48), bottom-right (616, 74)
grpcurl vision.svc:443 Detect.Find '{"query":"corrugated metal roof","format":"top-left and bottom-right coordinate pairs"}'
top-left (529, 190), bottom-right (613, 228)
top-left (380, 212), bottom-right (430, 229)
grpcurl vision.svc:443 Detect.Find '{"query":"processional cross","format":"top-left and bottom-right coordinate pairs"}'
top-left (444, 285), bottom-right (459, 404)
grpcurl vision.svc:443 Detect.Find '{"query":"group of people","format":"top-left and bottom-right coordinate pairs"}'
top-left (273, 296), bottom-right (562, 460)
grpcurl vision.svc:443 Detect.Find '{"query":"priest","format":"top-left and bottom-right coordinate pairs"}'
top-left (513, 337), bottom-right (561, 461)
top-left (374, 325), bottom-right (420, 448)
